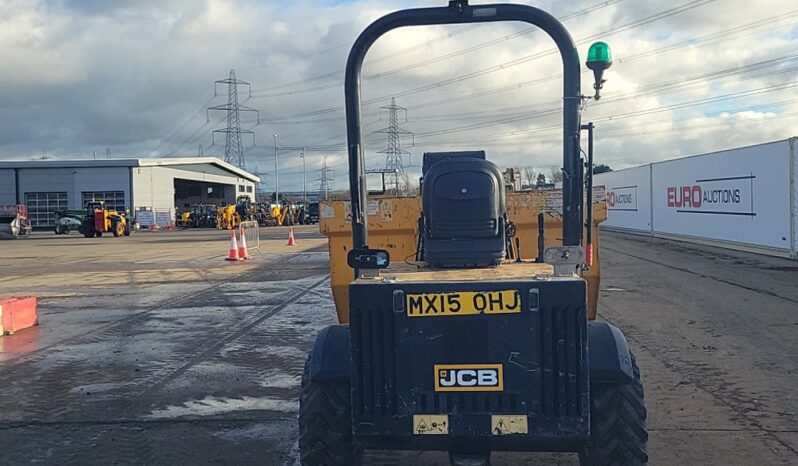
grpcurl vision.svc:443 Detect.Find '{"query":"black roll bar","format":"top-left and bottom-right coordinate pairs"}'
top-left (345, 0), bottom-right (583, 257)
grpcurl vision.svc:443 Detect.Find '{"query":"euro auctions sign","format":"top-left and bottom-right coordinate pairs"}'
top-left (651, 139), bottom-right (794, 252)
top-left (666, 175), bottom-right (755, 217)
top-left (607, 185), bottom-right (637, 212)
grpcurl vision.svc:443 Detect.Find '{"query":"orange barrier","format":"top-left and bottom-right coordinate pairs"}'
top-left (0, 297), bottom-right (39, 335)
top-left (287, 227), bottom-right (297, 246)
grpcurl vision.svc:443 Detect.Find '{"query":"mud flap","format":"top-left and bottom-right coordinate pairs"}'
top-left (587, 321), bottom-right (635, 384)
top-left (308, 325), bottom-right (351, 383)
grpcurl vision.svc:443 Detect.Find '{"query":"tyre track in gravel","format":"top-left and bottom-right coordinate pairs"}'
top-left (0, 257), bottom-right (287, 374)
top-left (602, 245), bottom-right (798, 305)
top-left (140, 274), bottom-right (329, 398)
top-left (0, 261), bottom-right (328, 427)
top-left (53, 274), bottom-right (330, 466)
top-left (600, 307), bottom-right (798, 459)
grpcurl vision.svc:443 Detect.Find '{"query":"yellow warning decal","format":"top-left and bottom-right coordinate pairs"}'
top-left (406, 290), bottom-right (521, 317)
top-left (412, 414), bottom-right (449, 435)
top-left (491, 415), bottom-right (528, 436)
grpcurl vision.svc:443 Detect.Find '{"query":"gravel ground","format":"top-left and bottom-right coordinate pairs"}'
top-left (0, 228), bottom-right (795, 465)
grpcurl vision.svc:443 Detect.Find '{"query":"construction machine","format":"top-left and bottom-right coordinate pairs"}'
top-left (177, 210), bottom-right (192, 228)
top-left (191, 204), bottom-right (217, 228)
top-left (53, 209), bottom-right (85, 234)
top-left (300, 3), bottom-right (646, 466)
top-left (0, 205), bottom-right (32, 239)
top-left (306, 201), bottom-right (319, 224)
top-left (235, 195), bottom-right (255, 222)
top-left (216, 204), bottom-right (237, 229)
top-left (79, 201), bottom-right (130, 238)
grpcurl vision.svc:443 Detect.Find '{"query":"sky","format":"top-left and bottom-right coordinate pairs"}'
top-left (1, 0), bottom-right (797, 192)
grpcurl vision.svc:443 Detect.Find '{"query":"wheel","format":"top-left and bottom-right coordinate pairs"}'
top-left (298, 357), bottom-right (358, 466)
top-left (124, 224), bottom-right (131, 236)
top-left (579, 353), bottom-right (648, 466)
top-left (95, 231), bottom-right (102, 237)
top-left (113, 220), bottom-right (124, 237)
top-left (54, 226), bottom-right (61, 234)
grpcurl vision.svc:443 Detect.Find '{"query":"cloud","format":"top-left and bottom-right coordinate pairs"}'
top-left (0, 0), bottom-right (796, 190)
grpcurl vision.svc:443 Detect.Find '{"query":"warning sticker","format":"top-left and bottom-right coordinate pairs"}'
top-left (491, 415), bottom-right (528, 436)
top-left (413, 414), bottom-right (449, 435)
top-left (320, 203), bottom-right (336, 219)
top-left (366, 200), bottom-right (380, 216)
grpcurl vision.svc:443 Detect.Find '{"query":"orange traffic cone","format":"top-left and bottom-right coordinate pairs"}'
top-left (238, 226), bottom-right (249, 260)
top-left (286, 226), bottom-right (297, 246)
top-left (226, 230), bottom-right (241, 261)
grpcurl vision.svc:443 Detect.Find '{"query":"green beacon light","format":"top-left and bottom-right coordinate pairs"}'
top-left (586, 41), bottom-right (612, 100)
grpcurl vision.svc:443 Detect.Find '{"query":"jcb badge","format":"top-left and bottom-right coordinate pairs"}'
top-left (434, 364), bottom-right (504, 392)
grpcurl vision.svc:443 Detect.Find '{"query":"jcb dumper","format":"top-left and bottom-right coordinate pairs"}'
top-left (0, 205), bottom-right (32, 239)
top-left (300, 2), bottom-right (647, 466)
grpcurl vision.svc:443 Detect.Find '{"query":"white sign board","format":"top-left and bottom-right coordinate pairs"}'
top-left (595, 166), bottom-right (652, 233)
top-left (652, 140), bottom-right (792, 251)
top-left (154, 209), bottom-right (174, 227)
top-left (136, 209), bottom-right (155, 227)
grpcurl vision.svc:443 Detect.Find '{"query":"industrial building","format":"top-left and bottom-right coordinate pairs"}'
top-left (0, 157), bottom-right (259, 227)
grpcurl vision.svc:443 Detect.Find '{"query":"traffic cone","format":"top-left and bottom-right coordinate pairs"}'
top-left (226, 230), bottom-right (241, 261)
top-left (238, 226), bottom-right (249, 260)
top-left (286, 226), bottom-right (297, 246)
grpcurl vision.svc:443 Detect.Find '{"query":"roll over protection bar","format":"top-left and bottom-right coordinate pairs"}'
top-left (345, 1), bottom-right (583, 267)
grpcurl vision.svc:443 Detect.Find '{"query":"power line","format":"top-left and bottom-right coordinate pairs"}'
top-left (207, 69), bottom-right (259, 168)
top-left (375, 97), bottom-right (413, 194)
top-left (149, 93), bottom-right (215, 155)
top-left (254, 0), bottom-right (717, 123)
top-left (249, 0), bottom-right (626, 98)
top-left (252, 0), bottom-right (711, 103)
top-left (317, 154), bottom-right (335, 200)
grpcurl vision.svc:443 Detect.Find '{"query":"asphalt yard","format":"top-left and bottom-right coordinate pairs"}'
top-left (0, 227), bottom-right (796, 465)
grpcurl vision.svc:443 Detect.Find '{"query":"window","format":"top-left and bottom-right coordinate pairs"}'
top-left (25, 192), bottom-right (68, 226)
top-left (246, 186), bottom-right (253, 193)
top-left (82, 191), bottom-right (126, 213)
top-left (238, 185), bottom-right (245, 192)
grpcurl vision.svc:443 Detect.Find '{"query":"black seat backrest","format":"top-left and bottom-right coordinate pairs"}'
top-left (421, 151), bottom-right (506, 268)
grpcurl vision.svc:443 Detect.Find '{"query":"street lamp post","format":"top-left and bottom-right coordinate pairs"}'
top-left (301, 147), bottom-right (307, 204)
top-left (273, 134), bottom-right (279, 203)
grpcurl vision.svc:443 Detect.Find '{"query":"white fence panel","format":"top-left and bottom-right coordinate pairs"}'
top-left (594, 166), bottom-right (652, 233)
top-left (791, 138), bottom-right (797, 258)
top-left (651, 140), bottom-right (793, 252)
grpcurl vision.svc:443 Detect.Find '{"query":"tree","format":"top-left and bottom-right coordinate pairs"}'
top-left (535, 172), bottom-right (548, 188)
top-left (592, 164), bottom-right (613, 174)
top-left (549, 167), bottom-right (563, 184)
top-left (521, 166), bottom-right (536, 189)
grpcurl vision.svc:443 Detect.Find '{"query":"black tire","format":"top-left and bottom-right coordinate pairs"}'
top-left (579, 353), bottom-right (648, 466)
top-left (95, 231), bottom-right (102, 237)
top-left (298, 357), bottom-right (357, 466)
top-left (54, 226), bottom-right (61, 234)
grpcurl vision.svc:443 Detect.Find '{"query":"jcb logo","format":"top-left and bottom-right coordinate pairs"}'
top-left (434, 364), bottom-right (504, 392)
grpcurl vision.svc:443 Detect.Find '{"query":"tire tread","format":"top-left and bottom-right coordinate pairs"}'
top-left (298, 358), bottom-right (354, 466)
top-left (580, 353), bottom-right (648, 466)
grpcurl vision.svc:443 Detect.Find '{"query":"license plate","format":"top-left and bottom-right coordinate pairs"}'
top-left (406, 290), bottom-right (521, 317)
